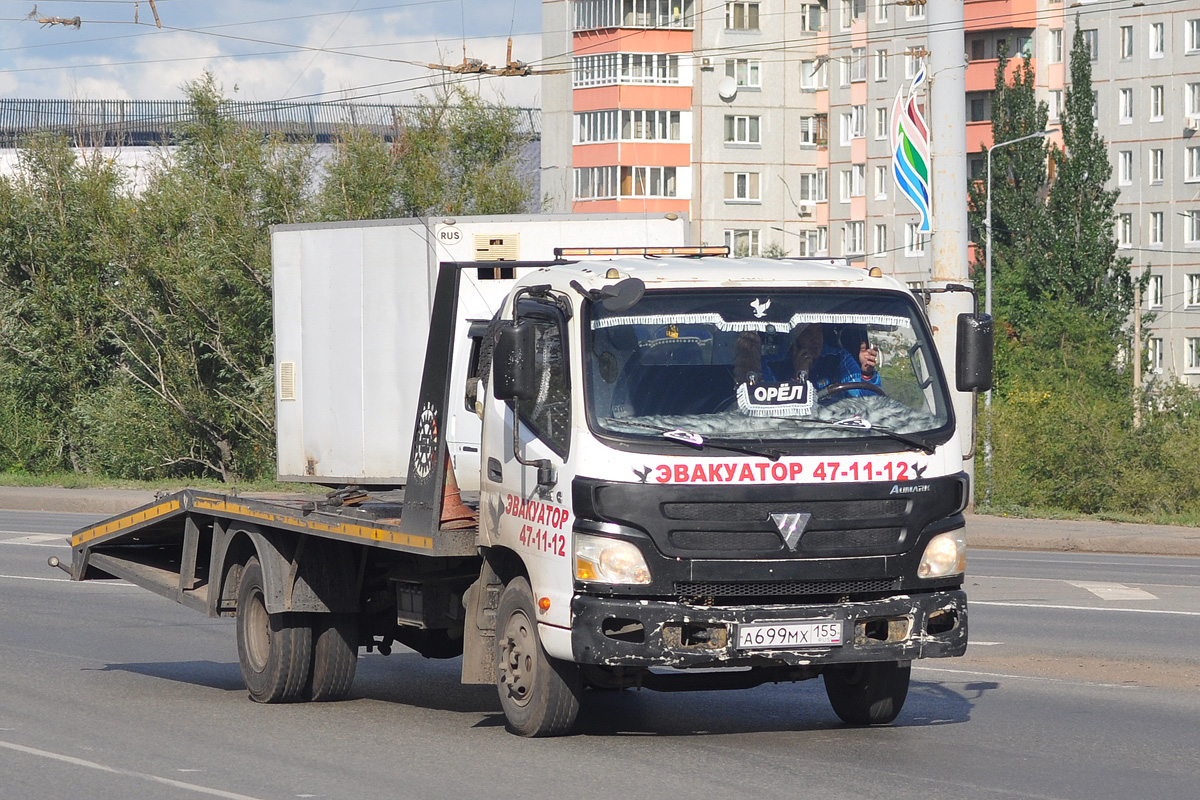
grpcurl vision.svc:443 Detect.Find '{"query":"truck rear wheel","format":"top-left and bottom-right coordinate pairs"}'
top-left (823, 660), bottom-right (910, 725)
top-left (236, 556), bottom-right (312, 703)
top-left (495, 577), bottom-right (581, 737)
top-left (307, 614), bottom-right (358, 702)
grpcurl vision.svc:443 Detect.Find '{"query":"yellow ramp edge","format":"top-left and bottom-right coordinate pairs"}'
top-left (189, 497), bottom-right (434, 550)
top-left (72, 499), bottom-right (183, 548)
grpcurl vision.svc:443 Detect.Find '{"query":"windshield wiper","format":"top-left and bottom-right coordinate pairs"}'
top-left (600, 418), bottom-right (782, 461)
top-left (793, 416), bottom-right (937, 455)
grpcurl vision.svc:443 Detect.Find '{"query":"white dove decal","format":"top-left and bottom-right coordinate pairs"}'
top-left (750, 297), bottom-right (771, 318)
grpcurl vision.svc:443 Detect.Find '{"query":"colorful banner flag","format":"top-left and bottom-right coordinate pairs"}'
top-left (891, 65), bottom-right (932, 233)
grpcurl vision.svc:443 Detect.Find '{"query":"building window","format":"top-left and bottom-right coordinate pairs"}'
top-left (1048, 89), bottom-right (1063, 121)
top-left (1118, 150), bottom-right (1133, 186)
top-left (904, 47), bottom-right (922, 79)
top-left (905, 1), bottom-right (925, 20)
top-left (969, 95), bottom-right (988, 123)
top-left (619, 166), bottom-right (677, 198)
top-left (724, 114), bottom-right (761, 144)
top-left (904, 222), bottom-right (926, 256)
top-left (852, 163), bottom-right (865, 197)
top-left (1189, 83), bottom-right (1200, 116)
top-left (875, 0), bottom-right (888, 23)
top-left (970, 39), bottom-right (985, 61)
top-left (801, 2), bottom-right (825, 31)
top-left (1150, 85), bottom-right (1164, 121)
top-left (873, 224), bottom-right (888, 255)
top-left (725, 2), bottom-right (760, 30)
top-left (801, 59), bottom-right (827, 89)
top-left (725, 229), bottom-right (760, 256)
top-left (840, 105), bottom-right (865, 144)
top-left (1187, 338), bottom-right (1200, 372)
top-left (574, 165), bottom-right (619, 200)
top-left (873, 165), bottom-right (888, 200)
top-left (843, 221), bottom-right (865, 255)
top-left (810, 227), bottom-right (829, 255)
top-left (1150, 212), bottom-right (1164, 246)
top-left (1083, 29), bottom-right (1099, 60)
top-left (1187, 274), bottom-right (1200, 306)
top-left (850, 47), bottom-right (867, 81)
top-left (1120, 25), bottom-right (1133, 59)
top-left (1149, 22), bottom-right (1164, 58)
top-left (1188, 19), bottom-right (1200, 52)
top-left (799, 172), bottom-right (818, 201)
top-left (874, 107), bottom-right (888, 140)
top-left (574, 0), bottom-right (695, 31)
top-left (1188, 210), bottom-right (1200, 244)
top-left (621, 109), bottom-right (682, 141)
top-left (1119, 88), bottom-right (1133, 124)
top-left (725, 171), bottom-right (761, 202)
top-left (1149, 337), bottom-right (1164, 374)
top-left (1150, 148), bottom-right (1164, 183)
top-left (815, 168), bottom-right (828, 201)
top-left (1188, 146), bottom-right (1200, 182)
top-left (841, 0), bottom-right (865, 29)
top-left (839, 169), bottom-right (853, 202)
top-left (874, 49), bottom-right (888, 81)
top-left (1049, 29), bottom-right (1063, 63)
top-left (573, 53), bottom-right (683, 87)
top-left (574, 110), bottom-right (618, 143)
top-left (725, 58), bottom-right (761, 88)
top-left (1147, 274), bottom-right (1164, 308)
top-left (1117, 213), bottom-right (1133, 248)
top-left (800, 115), bottom-right (828, 146)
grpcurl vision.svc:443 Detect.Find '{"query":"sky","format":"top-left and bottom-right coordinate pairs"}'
top-left (0, 0), bottom-right (546, 107)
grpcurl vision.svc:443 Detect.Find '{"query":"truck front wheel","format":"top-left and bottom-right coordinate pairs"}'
top-left (495, 577), bottom-right (581, 737)
top-left (823, 660), bottom-right (910, 725)
top-left (236, 556), bottom-right (312, 703)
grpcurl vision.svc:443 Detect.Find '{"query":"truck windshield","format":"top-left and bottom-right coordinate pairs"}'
top-left (584, 289), bottom-right (952, 449)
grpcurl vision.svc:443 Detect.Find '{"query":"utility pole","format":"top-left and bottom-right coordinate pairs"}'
top-left (1133, 278), bottom-right (1142, 428)
top-left (925, 0), bottom-right (973, 483)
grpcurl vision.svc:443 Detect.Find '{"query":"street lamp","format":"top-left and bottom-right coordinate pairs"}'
top-left (982, 128), bottom-right (1056, 504)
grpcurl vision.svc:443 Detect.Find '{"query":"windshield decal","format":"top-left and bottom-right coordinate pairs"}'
top-left (591, 312), bottom-right (912, 332)
top-left (750, 298), bottom-right (771, 318)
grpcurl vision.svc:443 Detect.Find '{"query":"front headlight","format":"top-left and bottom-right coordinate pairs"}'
top-left (918, 530), bottom-right (966, 578)
top-left (575, 533), bottom-right (651, 585)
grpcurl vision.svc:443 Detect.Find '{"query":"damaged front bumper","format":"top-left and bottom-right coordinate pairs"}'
top-left (571, 590), bottom-right (967, 670)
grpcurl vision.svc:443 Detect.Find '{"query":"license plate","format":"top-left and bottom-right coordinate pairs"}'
top-left (736, 620), bottom-right (843, 650)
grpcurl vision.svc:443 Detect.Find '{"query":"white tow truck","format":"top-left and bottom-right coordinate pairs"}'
top-left (57, 222), bottom-right (992, 737)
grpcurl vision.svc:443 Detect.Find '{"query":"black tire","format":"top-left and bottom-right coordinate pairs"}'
top-left (495, 577), bottom-right (582, 737)
top-left (307, 614), bottom-right (358, 702)
top-left (236, 556), bottom-right (312, 704)
top-left (823, 660), bottom-right (911, 725)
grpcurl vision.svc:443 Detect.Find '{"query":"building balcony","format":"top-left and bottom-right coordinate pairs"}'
top-left (965, 0), bottom-right (1038, 32)
top-left (966, 57), bottom-right (1036, 93)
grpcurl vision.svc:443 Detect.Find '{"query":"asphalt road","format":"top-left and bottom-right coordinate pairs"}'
top-left (1, 511), bottom-right (1198, 800)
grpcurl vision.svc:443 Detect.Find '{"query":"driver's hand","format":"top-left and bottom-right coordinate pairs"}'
top-left (858, 342), bottom-right (878, 377)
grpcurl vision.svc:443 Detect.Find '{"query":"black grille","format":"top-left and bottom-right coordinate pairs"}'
top-left (800, 527), bottom-right (901, 551)
top-left (668, 530), bottom-right (783, 551)
top-left (661, 499), bottom-right (907, 522)
top-left (675, 578), bottom-right (897, 600)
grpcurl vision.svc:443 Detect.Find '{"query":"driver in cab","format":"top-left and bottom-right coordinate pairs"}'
top-left (733, 324), bottom-right (879, 398)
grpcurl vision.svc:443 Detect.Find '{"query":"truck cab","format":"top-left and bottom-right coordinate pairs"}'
top-left (473, 255), bottom-right (986, 735)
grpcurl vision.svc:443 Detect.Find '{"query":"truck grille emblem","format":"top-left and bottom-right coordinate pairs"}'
top-left (771, 512), bottom-right (812, 552)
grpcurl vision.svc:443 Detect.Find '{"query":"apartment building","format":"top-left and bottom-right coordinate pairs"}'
top-left (540, 1), bottom-right (1200, 385)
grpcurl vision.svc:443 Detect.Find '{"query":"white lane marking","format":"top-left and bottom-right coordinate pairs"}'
top-left (914, 665), bottom-right (1138, 690)
top-left (1068, 581), bottom-right (1158, 601)
top-left (972, 600), bottom-right (1200, 617)
top-left (0, 740), bottom-right (267, 800)
top-left (0, 573), bottom-right (135, 587)
top-left (972, 574), bottom-right (1200, 591)
top-left (0, 533), bottom-right (68, 544)
top-left (970, 641), bottom-right (1003, 646)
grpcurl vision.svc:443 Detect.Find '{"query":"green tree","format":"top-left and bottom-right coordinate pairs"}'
top-left (105, 74), bottom-right (314, 481)
top-left (0, 134), bottom-right (129, 472)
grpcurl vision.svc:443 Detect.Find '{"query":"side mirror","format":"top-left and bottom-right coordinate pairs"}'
top-left (492, 321), bottom-right (537, 402)
top-left (956, 313), bottom-right (994, 392)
